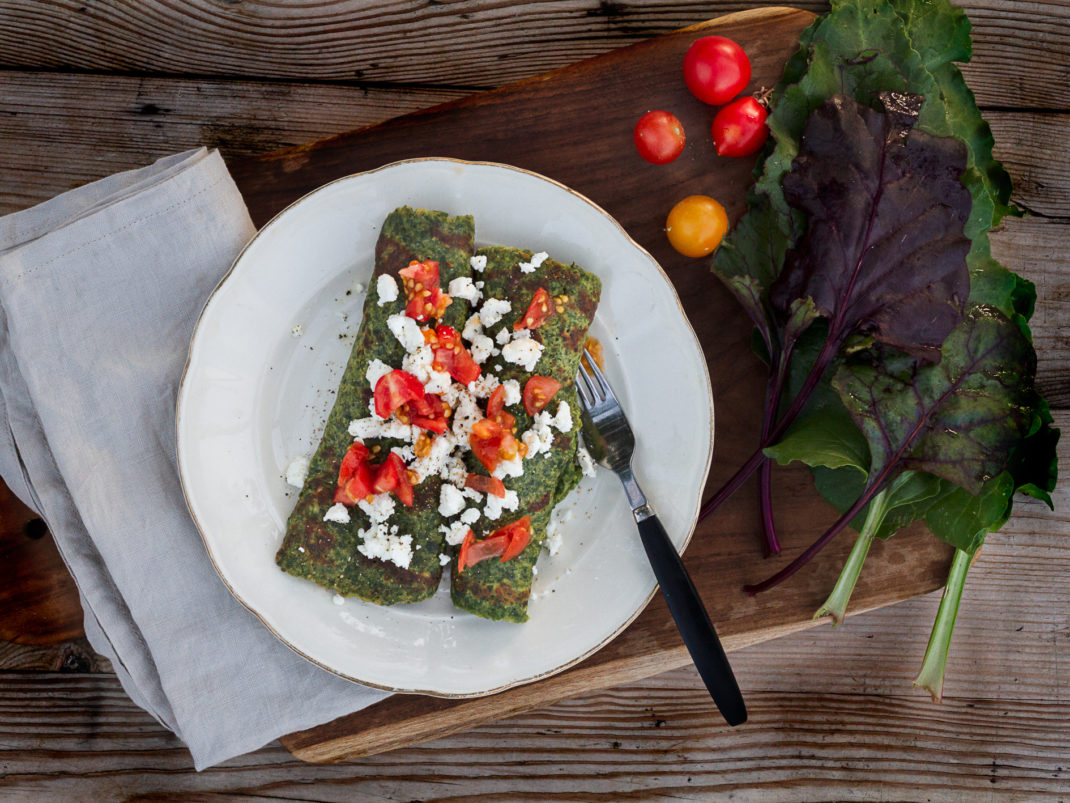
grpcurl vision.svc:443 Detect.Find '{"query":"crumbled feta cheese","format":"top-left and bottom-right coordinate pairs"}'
top-left (366, 358), bottom-right (393, 391)
top-left (469, 372), bottom-right (500, 399)
top-left (462, 313), bottom-right (484, 343)
top-left (462, 486), bottom-right (484, 502)
top-left (495, 327), bottom-right (512, 345)
top-left (333, 594), bottom-right (346, 606)
top-left (484, 489), bottom-right (520, 521)
top-left (290, 324), bottom-right (303, 338)
top-left (460, 507), bottom-right (480, 525)
top-left (285, 455), bottom-right (310, 488)
top-left (522, 411), bottom-right (555, 457)
top-left (323, 502), bottom-right (351, 524)
top-left (439, 484), bottom-right (466, 517)
top-left (479, 298), bottom-right (512, 328)
top-left (403, 344), bottom-right (451, 394)
top-left (387, 313), bottom-right (425, 353)
top-left (357, 524), bottom-right (412, 569)
top-left (469, 333), bottom-right (495, 365)
top-left (518, 251), bottom-right (549, 273)
top-left (501, 379), bottom-right (522, 407)
top-left (439, 520), bottom-right (470, 546)
top-left (451, 389), bottom-right (482, 444)
top-left (349, 417), bottom-right (417, 441)
top-left (470, 254), bottom-right (487, 272)
top-left (376, 274), bottom-right (399, 306)
top-left (502, 337), bottom-right (544, 371)
top-left (545, 529), bottom-right (563, 556)
top-left (577, 442), bottom-right (597, 477)
top-left (410, 432), bottom-right (456, 482)
top-left (448, 276), bottom-right (482, 305)
top-left (439, 553), bottom-right (452, 566)
top-left (475, 281), bottom-right (484, 289)
top-left (511, 328), bottom-right (531, 340)
top-left (551, 401), bottom-right (573, 432)
top-left (357, 493), bottom-right (396, 524)
top-left (492, 456), bottom-right (525, 479)
top-left (532, 565), bottom-right (538, 577)
top-left (391, 444), bottom-right (416, 463)
top-left (353, 281), bottom-right (365, 294)
top-left (439, 454), bottom-right (468, 488)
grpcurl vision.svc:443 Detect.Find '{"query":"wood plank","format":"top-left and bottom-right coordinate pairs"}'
top-left (0, 1), bottom-right (1066, 111)
top-left (0, 671), bottom-right (1067, 798)
top-left (0, 72), bottom-right (465, 215)
top-left (2, 83), bottom-right (1066, 220)
top-left (0, 482), bottom-right (83, 645)
top-left (990, 217), bottom-right (1070, 407)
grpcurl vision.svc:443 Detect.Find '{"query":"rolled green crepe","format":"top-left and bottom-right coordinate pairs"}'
top-left (450, 247), bottom-right (601, 622)
top-left (276, 206), bottom-right (475, 604)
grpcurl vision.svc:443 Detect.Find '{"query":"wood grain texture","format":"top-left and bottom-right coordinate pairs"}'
top-left (0, 483), bottom-right (83, 645)
top-left (0, 0), bottom-right (1066, 110)
top-left (0, 71), bottom-right (464, 215)
top-left (0, 0), bottom-right (1066, 789)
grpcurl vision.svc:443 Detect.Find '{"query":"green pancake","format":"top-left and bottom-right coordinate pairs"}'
top-left (450, 247), bottom-right (601, 622)
top-left (276, 206), bottom-right (475, 604)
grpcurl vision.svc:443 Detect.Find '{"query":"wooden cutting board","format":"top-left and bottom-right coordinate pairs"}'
top-left (223, 5), bottom-right (954, 762)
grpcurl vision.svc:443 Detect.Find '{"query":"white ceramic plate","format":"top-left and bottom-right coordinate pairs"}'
top-left (177, 158), bottom-right (713, 697)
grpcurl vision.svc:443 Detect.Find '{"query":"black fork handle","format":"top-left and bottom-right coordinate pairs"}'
top-left (637, 513), bottom-right (748, 726)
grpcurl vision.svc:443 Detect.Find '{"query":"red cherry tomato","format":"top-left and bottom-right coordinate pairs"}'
top-left (469, 418), bottom-right (504, 473)
top-left (683, 36), bottom-right (751, 106)
top-left (515, 287), bottom-right (555, 331)
top-left (633, 110), bottom-right (686, 165)
top-left (398, 259), bottom-right (452, 321)
top-left (457, 529), bottom-right (509, 573)
top-left (373, 369), bottom-right (425, 419)
top-left (712, 96), bottom-right (769, 157)
top-left (385, 452), bottom-right (413, 507)
top-left (486, 386), bottom-right (506, 419)
top-left (337, 441), bottom-right (370, 486)
top-left (334, 443), bottom-right (374, 505)
top-left (465, 472), bottom-right (506, 498)
top-left (496, 516), bottom-right (533, 562)
top-left (432, 324), bottom-right (481, 384)
top-left (522, 375), bottom-right (562, 416)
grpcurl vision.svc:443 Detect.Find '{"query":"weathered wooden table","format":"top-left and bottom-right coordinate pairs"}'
top-left (1, 1), bottom-right (1068, 797)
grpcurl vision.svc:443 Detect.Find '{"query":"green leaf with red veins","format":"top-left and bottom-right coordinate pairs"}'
top-left (831, 305), bottom-right (1035, 500)
top-left (771, 93), bottom-right (973, 363)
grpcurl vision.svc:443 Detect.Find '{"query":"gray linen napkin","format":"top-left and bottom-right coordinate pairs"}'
top-left (0, 148), bottom-right (390, 769)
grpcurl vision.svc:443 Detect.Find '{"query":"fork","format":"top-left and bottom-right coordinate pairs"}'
top-left (575, 350), bottom-right (747, 727)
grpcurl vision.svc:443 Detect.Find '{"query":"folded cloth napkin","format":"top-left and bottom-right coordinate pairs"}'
top-left (0, 149), bottom-right (390, 769)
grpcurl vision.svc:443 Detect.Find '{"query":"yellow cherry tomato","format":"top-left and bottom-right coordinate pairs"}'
top-left (665, 195), bottom-right (728, 258)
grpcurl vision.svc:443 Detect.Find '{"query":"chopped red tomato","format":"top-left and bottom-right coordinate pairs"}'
top-left (385, 452), bottom-right (413, 507)
top-left (514, 287), bottom-right (555, 331)
top-left (469, 418), bottom-right (503, 473)
top-left (406, 392), bottom-right (449, 434)
top-left (485, 385), bottom-right (515, 430)
top-left (498, 430), bottom-right (520, 461)
top-left (432, 325), bottom-right (481, 384)
top-left (496, 516), bottom-right (533, 562)
top-left (457, 529), bottom-right (509, 574)
top-left (465, 473), bottom-right (506, 498)
top-left (371, 454), bottom-right (399, 496)
top-left (523, 375), bottom-right (562, 416)
top-left (338, 441), bottom-right (370, 485)
top-left (399, 259), bottom-right (451, 321)
top-left (374, 369), bottom-right (425, 419)
top-left (486, 386), bottom-right (505, 419)
top-left (334, 459), bottom-right (373, 505)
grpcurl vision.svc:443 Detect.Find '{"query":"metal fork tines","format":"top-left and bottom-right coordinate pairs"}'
top-left (574, 349), bottom-right (747, 727)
